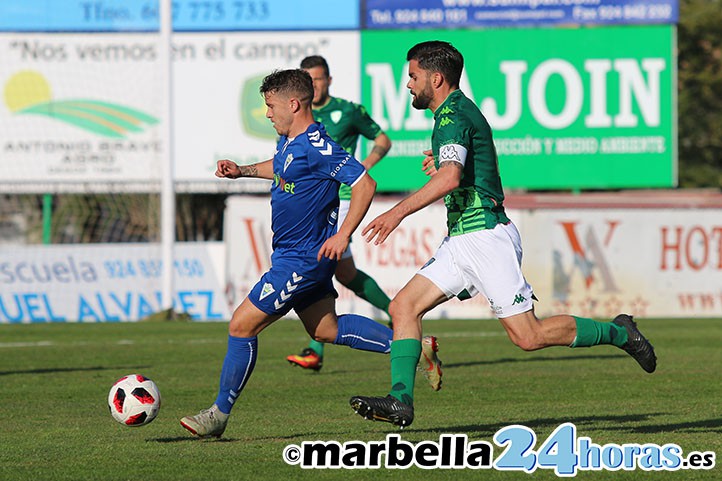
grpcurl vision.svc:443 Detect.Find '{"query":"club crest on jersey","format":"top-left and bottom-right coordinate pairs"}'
top-left (330, 110), bottom-right (342, 123)
top-left (283, 153), bottom-right (294, 172)
top-left (259, 283), bottom-right (275, 301)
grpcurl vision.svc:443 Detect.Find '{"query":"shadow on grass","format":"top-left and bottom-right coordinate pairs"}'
top-left (415, 413), bottom-right (666, 437)
top-left (443, 353), bottom-right (626, 369)
top-left (610, 418), bottom-right (722, 434)
top-left (416, 413), bottom-right (722, 436)
top-left (153, 436), bottom-right (237, 443)
top-left (150, 415), bottom-right (722, 445)
top-left (0, 365), bottom-right (150, 376)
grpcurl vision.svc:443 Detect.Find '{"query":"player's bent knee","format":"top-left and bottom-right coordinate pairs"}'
top-left (229, 323), bottom-right (253, 338)
top-left (508, 333), bottom-right (542, 352)
top-left (312, 332), bottom-right (336, 343)
top-left (388, 297), bottom-right (414, 320)
top-left (308, 324), bottom-right (337, 343)
top-left (228, 315), bottom-right (265, 338)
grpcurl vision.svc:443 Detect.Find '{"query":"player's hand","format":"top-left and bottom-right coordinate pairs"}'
top-left (362, 210), bottom-right (402, 245)
top-left (317, 233), bottom-right (350, 262)
top-left (422, 149), bottom-right (437, 177)
top-left (215, 159), bottom-right (241, 179)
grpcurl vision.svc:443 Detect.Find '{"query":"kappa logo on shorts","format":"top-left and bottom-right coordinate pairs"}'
top-left (512, 293), bottom-right (526, 305)
top-left (274, 272), bottom-right (304, 310)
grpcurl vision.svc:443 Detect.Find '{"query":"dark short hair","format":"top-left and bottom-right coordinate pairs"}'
top-left (300, 55), bottom-right (330, 77)
top-left (259, 69), bottom-right (313, 106)
top-left (406, 41), bottom-right (464, 88)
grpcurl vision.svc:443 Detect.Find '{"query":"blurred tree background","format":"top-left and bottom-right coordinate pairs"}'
top-left (678, 0), bottom-right (722, 188)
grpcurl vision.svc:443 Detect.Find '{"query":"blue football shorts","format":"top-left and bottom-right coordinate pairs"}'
top-left (248, 254), bottom-right (338, 316)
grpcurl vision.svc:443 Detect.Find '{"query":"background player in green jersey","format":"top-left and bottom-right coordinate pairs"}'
top-left (350, 41), bottom-right (657, 428)
top-left (285, 55), bottom-right (395, 372)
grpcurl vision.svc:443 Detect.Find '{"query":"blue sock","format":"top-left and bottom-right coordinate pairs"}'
top-left (214, 335), bottom-right (258, 414)
top-left (334, 314), bottom-right (392, 354)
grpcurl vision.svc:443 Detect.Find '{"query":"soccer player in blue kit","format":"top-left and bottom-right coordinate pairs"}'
top-left (180, 69), bottom-right (394, 438)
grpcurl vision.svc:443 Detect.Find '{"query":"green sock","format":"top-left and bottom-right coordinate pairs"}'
top-left (346, 270), bottom-right (391, 317)
top-left (571, 316), bottom-right (628, 348)
top-left (389, 339), bottom-right (421, 406)
top-left (307, 339), bottom-right (325, 357)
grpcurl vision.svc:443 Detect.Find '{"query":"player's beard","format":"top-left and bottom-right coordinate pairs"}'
top-left (312, 90), bottom-right (331, 108)
top-left (411, 81), bottom-right (433, 110)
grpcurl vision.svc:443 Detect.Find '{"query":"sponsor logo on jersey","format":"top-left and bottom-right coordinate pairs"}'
top-left (330, 155), bottom-right (350, 178)
top-left (273, 173), bottom-right (296, 194)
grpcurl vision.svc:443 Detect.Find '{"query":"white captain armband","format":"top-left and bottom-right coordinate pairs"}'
top-left (439, 144), bottom-right (467, 167)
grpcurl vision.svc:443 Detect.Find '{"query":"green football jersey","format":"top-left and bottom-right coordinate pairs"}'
top-left (313, 97), bottom-right (382, 200)
top-left (432, 89), bottom-right (509, 236)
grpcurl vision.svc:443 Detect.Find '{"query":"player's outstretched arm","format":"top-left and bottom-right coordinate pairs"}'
top-left (363, 161), bottom-right (462, 245)
top-left (317, 173), bottom-right (377, 262)
top-left (215, 158), bottom-right (274, 180)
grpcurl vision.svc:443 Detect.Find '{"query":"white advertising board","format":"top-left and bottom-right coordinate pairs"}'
top-left (4, 198), bottom-right (717, 323)
top-left (0, 34), bottom-right (164, 188)
top-left (0, 31), bottom-right (360, 191)
top-left (0, 242), bottom-right (229, 323)
top-left (172, 31), bottom-right (360, 186)
top-left (523, 209), bottom-right (722, 319)
top-left (225, 195), bottom-right (722, 320)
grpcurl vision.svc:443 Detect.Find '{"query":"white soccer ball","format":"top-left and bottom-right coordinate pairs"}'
top-left (108, 374), bottom-right (161, 427)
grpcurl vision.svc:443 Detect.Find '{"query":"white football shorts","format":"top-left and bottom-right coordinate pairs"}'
top-left (418, 222), bottom-right (535, 318)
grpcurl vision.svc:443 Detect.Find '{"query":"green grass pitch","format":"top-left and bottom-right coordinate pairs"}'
top-left (1, 317), bottom-right (720, 480)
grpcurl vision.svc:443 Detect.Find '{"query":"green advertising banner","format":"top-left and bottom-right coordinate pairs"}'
top-left (361, 25), bottom-right (676, 191)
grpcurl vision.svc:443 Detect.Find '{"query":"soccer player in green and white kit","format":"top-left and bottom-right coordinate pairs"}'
top-left (286, 55), bottom-right (443, 385)
top-left (350, 41), bottom-right (656, 428)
